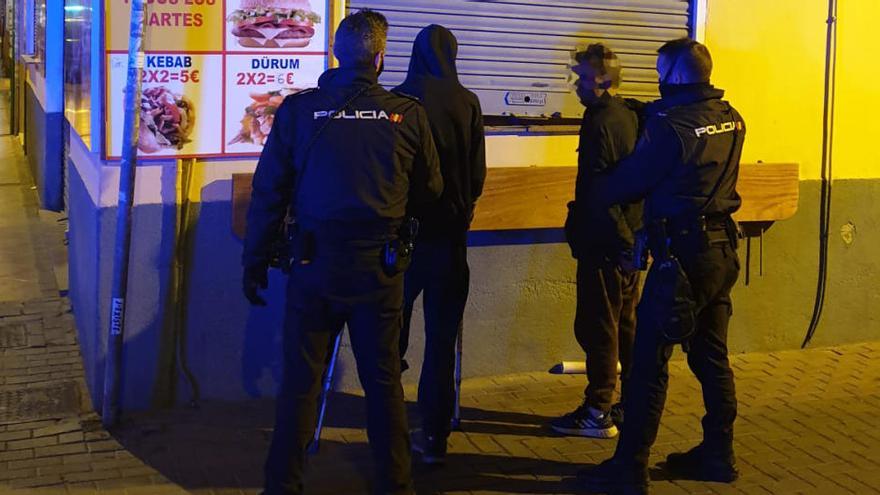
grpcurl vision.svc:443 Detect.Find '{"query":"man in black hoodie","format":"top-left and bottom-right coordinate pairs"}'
top-left (393, 24), bottom-right (487, 464)
top-left (554, 43), bottom-right (642, 439)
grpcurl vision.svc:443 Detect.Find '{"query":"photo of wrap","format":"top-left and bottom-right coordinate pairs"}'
top-left (228, 88), bottom-right (302, 146)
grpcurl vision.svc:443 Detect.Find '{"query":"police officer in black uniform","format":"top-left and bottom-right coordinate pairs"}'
top-left (241, 10), bottom-right (443, 495)
top-left (578, 38), bottom-right (745, 495)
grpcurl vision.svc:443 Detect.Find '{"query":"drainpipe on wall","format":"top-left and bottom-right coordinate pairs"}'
top-left (803, 0), bottom-right (838, 348)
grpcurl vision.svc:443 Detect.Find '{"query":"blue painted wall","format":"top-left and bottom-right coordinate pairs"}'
top-left (67, 155), bottom-right (102, 410)
top-left (67, 153), bottom-right (179, 410)
top-left (24, 83), bottom-right (64, 211)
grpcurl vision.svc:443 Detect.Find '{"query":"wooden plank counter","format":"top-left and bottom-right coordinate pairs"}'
top-left (231, 163), bottom-right (799, 238)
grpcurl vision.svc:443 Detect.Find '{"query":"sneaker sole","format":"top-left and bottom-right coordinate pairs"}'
top-left (551, 424), bottom-right (619, 438)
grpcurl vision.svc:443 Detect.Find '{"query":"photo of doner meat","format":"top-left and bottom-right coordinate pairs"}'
top-left (229, 88), bottom-right (301, 147)
top-left (227, 0), bottom-right (322, 49)
top-left (138, 86), bottom-right (196, 154)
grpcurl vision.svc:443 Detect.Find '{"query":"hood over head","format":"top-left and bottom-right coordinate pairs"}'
top-left (403, 25), bottom-right (459, 83)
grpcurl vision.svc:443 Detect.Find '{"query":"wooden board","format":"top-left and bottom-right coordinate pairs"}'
top-left (732, 163), bottom-right (800, 222)
top-left (231, 163), bottom-right (800, 238)
top-left (470, 167), bottom-right (575, 231)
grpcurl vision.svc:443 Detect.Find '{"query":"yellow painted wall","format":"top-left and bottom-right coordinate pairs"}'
top-left (705, 0), bottom-right (880, 180)
top-left (486, 134), bottom-right (578, 168)
top-left (705, 1), bottom-right (826, 180)
top-left (831, 1), bottom-right (880, 179)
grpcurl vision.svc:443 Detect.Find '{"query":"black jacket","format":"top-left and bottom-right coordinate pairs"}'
top-left (590, 84), bottom-right (745, 224)
top-left (570, 93), bottom-right (642, 259)
top-left (243, 66), bottom-right (443, 269)
top-left (394, 25), bottom-right (487, 239)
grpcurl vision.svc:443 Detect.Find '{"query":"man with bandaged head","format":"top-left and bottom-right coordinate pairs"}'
top-left (552, 43), bottom-right (643, 439)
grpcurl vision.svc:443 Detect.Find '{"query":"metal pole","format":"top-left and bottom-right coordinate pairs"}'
top-left (452, 320), bottom-right (463, 430)
top-left (101, 0), bottom-right (146, 427)
top-left (308, 330), bottom-right (344, 454)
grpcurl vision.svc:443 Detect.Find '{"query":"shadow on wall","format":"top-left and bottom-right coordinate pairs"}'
top-left (182, 177), bottom-right (585, 403)
top-left (68, 159), bottom-right (178, 411)
top-left (183, 178), bottom-right (287, 402)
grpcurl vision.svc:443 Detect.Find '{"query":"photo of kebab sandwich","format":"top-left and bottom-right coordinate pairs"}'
top-left (229, 88), bottom-right (302, 147)
top-left (227, 0), bottom-right (322, 49)
top-left (138, 86), bottom-right (196, 154)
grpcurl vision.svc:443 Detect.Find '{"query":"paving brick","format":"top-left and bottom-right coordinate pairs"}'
top-left (63, 469), bottom-right (124, 483)
top-left (35, 442), bottom-right (87, 457)
top-left (0, 466), bottom-right (37, 481)
top-left (38, 462), bottom-right (94, 476)
top-left (9, 473), bottom-right (64, 488)
top-left (0, 448), bottom-right (35, 462)
top-left (6, 419), bottom-right (57, 431)
top-left (59, 431), bottom-right (85, 444)
top-left (0, 428), bottom-right (31, 442)
top-left (33, 419), bottom-right (82, 437)
top-left (85, 430), bottom-right (112, 442)
top-left (120, 465), bottom-right (161, 478)
top-left (90, 457), bottom-right (146, 471)
top-left (64, 481), bottom-right (100, 493)
top-left (95, 475), bottom-right (154, 490)
top-left (7, 434), bottom-right (59, 450)
top-left (7, 455), bottom-right (64, 471)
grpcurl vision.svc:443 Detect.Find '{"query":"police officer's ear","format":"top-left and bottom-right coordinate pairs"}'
top-left (374, 51), bottom-right (386, 76)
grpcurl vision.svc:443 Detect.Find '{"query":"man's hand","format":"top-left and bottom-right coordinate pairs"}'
top-left (243, 265), bottom-right (269, 306)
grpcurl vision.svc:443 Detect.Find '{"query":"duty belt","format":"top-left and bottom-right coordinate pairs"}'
top-left (647, 215), bottom-right (737, 259)
top-left (664, 213), bottom-right (732, 236)
top-left (297, 217), bottom-right (402, 241)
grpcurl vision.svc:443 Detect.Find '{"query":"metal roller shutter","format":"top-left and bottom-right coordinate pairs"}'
top-left (347, 0), bottom-right (692, 119)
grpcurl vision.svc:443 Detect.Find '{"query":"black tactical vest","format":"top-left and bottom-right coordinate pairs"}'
top-left (645, 91), bottom-right (746, 222)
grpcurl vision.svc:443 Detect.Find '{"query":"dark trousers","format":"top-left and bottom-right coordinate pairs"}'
top-left (575, 260), bottom-right (640, 412)
top-left (615, 241), bottom-right (739, 468)
top-left (264, 243), bottom-right (413, 495)
top-left (400, 237), bottom-right (470, 438)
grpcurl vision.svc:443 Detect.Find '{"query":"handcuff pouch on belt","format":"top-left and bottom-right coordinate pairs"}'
top-left (382, 217), bottom-right (420, 277)
top-left (644, 219), bottom-right (698, 344)
top-left (267, 216), bottom-right (313, 274)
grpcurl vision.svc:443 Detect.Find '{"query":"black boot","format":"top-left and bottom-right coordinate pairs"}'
top-left (664, 443), bottom-right (738, 483)
top-left (412, 430), bottom-right (447, 465)
top-left (577, 457), bottom-right (649, 495)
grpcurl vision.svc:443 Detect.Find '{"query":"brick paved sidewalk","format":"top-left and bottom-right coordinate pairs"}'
top-left (107, 341), bottom-right (880, 495)
top-left (0, 302), bottom-right (190, 495)
top-left (0, 133), bottom-right (187, 495)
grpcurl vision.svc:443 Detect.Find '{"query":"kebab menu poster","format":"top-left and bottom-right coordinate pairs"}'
top-left (105, 0), bottom-right (329, 159)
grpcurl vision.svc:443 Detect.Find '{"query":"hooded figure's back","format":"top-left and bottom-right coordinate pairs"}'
top-left (394, 25), bottom-right (487, 238)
